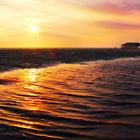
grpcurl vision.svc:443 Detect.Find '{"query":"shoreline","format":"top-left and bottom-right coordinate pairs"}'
top-left (0, 48), bottom-right (140, 71)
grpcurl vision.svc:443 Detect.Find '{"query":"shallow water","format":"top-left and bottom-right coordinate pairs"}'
top-left (0, 57), bottom-right (140, 140)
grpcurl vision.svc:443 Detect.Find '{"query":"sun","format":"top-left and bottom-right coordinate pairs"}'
top-left (29, 25), bottom-right (39, 32)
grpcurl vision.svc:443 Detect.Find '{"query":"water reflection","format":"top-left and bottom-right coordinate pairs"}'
top-left (18, 69), bottom-right (46, 112)
top-left (0, 59), bottom-right (139, 139)
top-left (21, 96), bottom-right (43, 111)
top-left (22, 68), bottom-right (42, 83)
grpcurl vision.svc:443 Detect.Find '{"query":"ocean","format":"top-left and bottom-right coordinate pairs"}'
top-left (0, 49), bottom-right (140, 140)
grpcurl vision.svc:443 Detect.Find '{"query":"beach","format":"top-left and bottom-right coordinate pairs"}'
top-left (0, 48), bottom-right (140, 71)
top-left (0, 49), bottom-right (140, 139)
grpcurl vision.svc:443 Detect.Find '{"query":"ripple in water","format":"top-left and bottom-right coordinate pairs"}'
top-left (0, 57), bottom-right (140, 140)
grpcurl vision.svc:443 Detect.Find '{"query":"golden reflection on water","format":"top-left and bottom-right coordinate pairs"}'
top-left (0, 59), bottom-right (139, 139)
top-left (21, 96), bottom-right (42, 111)
top-left (22, 68), bottom-right (42, 83)
top-left (0, 63), bottom-right (97, 132)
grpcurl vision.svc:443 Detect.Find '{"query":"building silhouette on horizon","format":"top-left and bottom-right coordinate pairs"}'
top-left (121, 42), bottom-right (140, 49)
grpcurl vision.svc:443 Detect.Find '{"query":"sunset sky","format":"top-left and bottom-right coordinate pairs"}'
top-left (0, 0), bottom-right (140, 48)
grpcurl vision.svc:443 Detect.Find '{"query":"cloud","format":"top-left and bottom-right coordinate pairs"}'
top-left (58, 0), bottom-right (140, 15)
top-left (97, 21), bottom-right (140, 30)
top-left (93, 0), bottom-right (140, 14)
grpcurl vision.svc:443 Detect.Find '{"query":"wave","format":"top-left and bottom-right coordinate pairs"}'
top-left (0, 57), bottom-right (140, 139)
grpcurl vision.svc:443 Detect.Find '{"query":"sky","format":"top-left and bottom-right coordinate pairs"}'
top-left (0, 0), bottom-right (140, 48)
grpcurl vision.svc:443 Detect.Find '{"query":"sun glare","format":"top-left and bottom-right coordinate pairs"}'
top-left (29, 25), bottom-right (39, 32)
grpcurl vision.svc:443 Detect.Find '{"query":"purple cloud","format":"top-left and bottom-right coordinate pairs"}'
top-left (93, 0), bottom-right (140, 14)
top-left (89, 0), bottom-right (140, 14)
top-left (58, 0), bottom-right (140, 14)
top-left (97, 21), bottom-right (140, 30)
